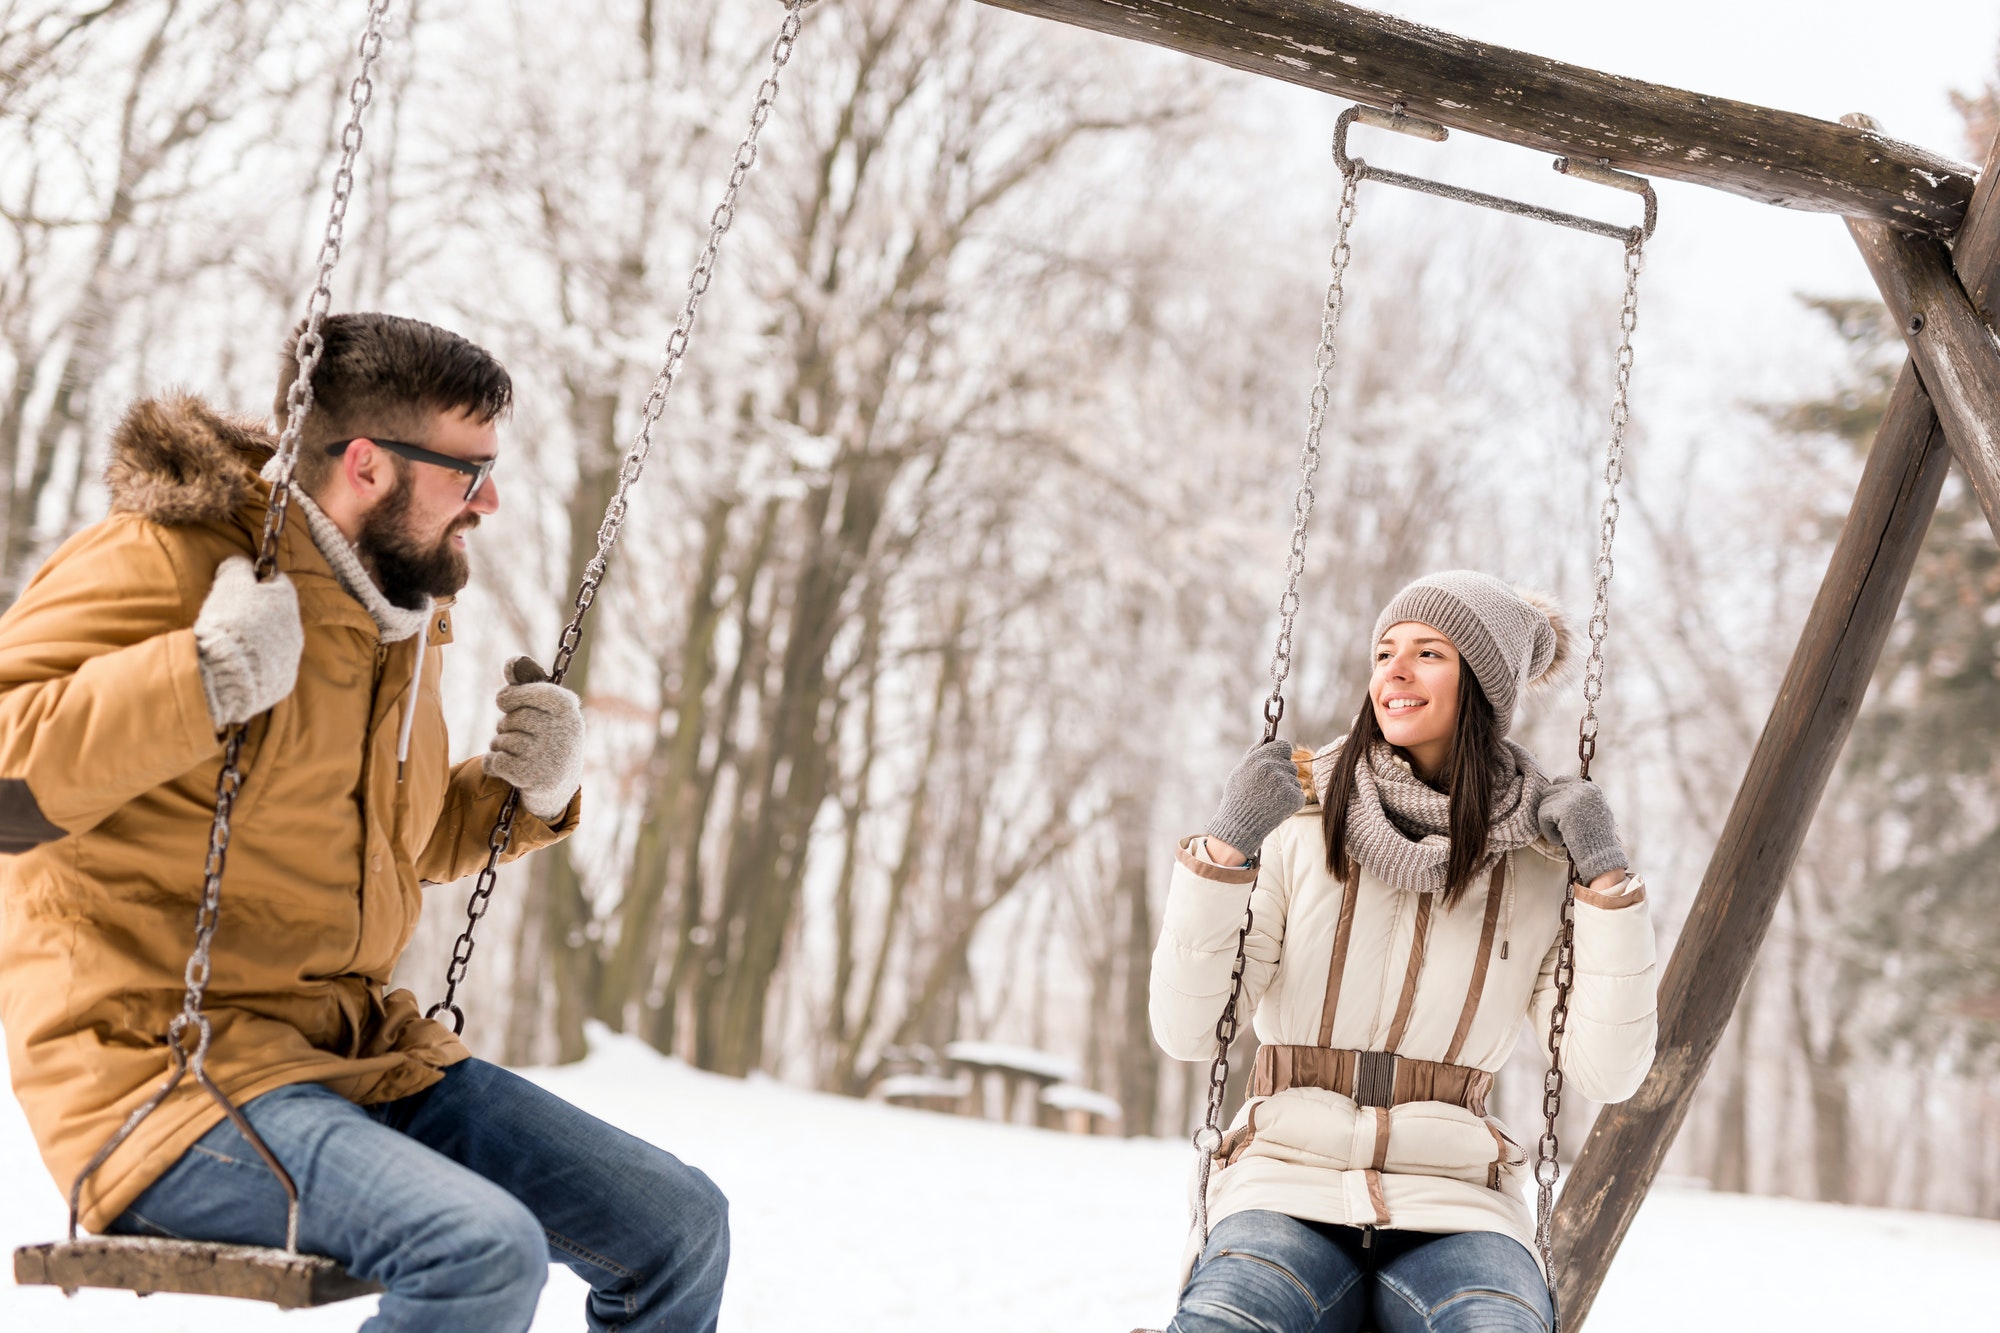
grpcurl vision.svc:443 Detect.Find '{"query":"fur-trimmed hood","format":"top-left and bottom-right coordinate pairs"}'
top-left (104, 393), bottom-right (276, 525)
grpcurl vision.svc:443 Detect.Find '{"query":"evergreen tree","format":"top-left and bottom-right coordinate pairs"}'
top-left (1777, 294), bottom-right (2000, 1070)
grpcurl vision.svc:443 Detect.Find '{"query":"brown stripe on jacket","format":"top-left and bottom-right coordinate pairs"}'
top-left (1317, 867), bottom-right (1361, 1046)
top-left (1445, 858), bottom-right (1509, 1064)
top-left (1382, 892), bottom-right (1435, 1052)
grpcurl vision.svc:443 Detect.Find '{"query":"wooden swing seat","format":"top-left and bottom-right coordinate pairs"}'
top-left (13, 1236), bottom-right (381, 1308)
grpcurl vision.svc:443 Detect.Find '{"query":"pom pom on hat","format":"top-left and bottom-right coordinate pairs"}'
top-left (1513, 585), bottom-right (1574, 690)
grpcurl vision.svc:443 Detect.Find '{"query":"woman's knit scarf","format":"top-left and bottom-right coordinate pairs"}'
top-left (1313, 737), bottom-right (1549, 894)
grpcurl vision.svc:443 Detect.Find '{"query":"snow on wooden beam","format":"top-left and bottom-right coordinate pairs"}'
top-left (974, 0), bottom-right (1976, 236)
top-left (1849, 117), bottom-right (2000, 546)
top-left (1854, 226), bottom-right (2000, 540)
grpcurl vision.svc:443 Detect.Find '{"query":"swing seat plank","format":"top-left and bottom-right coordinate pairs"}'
top-left (13, 1237), bottom-right (381, 1308)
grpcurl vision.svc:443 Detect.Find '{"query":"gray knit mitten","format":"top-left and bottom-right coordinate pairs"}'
top-left (192, 556), bottom-right (304, 728)
top-left (482, 656), bottom-right (584, 821)
top-left (1536, 776), bottom-right (1629, 883)
top-left (1206, 738), bottom-right (1306, 861)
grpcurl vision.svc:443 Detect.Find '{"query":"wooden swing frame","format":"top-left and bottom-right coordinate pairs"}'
top-left (972, 1), bottom-right (2000, 1327)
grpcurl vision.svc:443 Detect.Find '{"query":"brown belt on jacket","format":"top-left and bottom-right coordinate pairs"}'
top-left (1250, 1044), bottom-right (1491, 1116)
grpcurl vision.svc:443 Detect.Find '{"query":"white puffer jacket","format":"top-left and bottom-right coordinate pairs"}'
top-left (1151, 794), bottom-right (1658, 1276)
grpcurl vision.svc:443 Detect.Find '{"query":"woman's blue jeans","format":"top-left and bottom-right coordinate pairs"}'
top-left (1170, 1210), bottom-right (1553, 1333)
top-left (106, 1058), bottom-right (728, 1333)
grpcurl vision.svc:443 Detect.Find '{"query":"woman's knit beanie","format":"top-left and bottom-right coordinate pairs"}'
top-left (1371, 571), bottom-right (1571, 736)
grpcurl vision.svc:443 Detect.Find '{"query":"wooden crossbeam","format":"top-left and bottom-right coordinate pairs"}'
top-left (973, 0), bottom-right (1976, 236)
top-left (1552, 122), bottom-right (2000, 1331)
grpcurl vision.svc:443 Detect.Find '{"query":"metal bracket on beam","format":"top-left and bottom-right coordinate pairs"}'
top-left (1333, 104), bottom-right (1657, 244)
top-left (1351, 103), bottom-right (1447, 142)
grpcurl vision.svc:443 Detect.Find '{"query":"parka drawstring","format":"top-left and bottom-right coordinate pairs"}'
top-left (395, 615), bottom-right (429, 783)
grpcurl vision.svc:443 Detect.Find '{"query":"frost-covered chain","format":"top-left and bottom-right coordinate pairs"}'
top-left (1263, 168), bottom-right (1362, 741)
top-left (1575, 237), bottom-right (1644, 779)
top-left (1536, 230), bottom-right (1646, 1333)
top-left (177, 0), bottom-right (393, 1078)
top-left (546, 0), bottom-right (815, 686)
top-left (432, 0), bottom-right (818, 1032)
top-left (60, 0), bottom-right (400, 1251)
top-left (426, 791), bottom-right (521, 1034)
top-left (258, 0), bottom-right (393, 579)
top-left (1535, 887), bottom-right (1577, 1322)
top-left (1192, 890), bottom-right (1257, 1240)
top-left (175, 732), bottom-right (250, 1073)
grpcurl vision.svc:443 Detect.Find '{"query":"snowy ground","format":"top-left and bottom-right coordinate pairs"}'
top-left (5, 1027), bottom-right (1998, 1332)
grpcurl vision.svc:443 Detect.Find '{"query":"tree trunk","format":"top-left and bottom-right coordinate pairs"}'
top-left (696, 459), bottom-right (894, 1075)
top-left (1706, 988), bottom-right (1755, 1194)
top-left (1114, 786), bottom-right (1160, 1137)
top-left (593, 494), bottom-right (734, 1029)
top-left (832, 608), bottom-right (961, 1093)
top-left (652, 500), bottom-right (781, 1057)
top-left (521, 380), bottom-right (622, 1063)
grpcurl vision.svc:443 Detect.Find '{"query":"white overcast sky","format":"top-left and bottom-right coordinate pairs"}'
top-left (1218, 1), bottom-right (2000, 411)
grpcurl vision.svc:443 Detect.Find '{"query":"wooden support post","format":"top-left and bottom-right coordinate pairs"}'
top-left (1554, 121), bottom-right (2000, 1331)
top-left (1851, 227), bottom-right (2000, 539)
top-left (973, 0), bottom-right (1975, 235)
top-left (1551, 367), bottom-right (1951, 1328)
top-left (1848, 118), bottom-right (2000, 545)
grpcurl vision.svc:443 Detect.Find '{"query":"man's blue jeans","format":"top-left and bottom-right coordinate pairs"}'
top-left (106, 1058), bottom-right (727, 1333)
top-left (1170, 1209), bottom-right (1552, 1333)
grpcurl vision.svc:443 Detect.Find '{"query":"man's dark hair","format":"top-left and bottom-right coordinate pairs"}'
top-left (274, 312), bottom-right (512, 493)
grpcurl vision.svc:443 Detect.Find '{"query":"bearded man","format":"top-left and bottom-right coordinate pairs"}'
top-left (0, 314), bottom-right (728, 1332)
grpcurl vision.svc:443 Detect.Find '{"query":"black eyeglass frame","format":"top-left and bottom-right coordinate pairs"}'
top-left (326, 438), bottom-right (495, 502)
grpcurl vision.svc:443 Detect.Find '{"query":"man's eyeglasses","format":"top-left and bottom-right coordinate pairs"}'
top-left (327, 438), bottom-right (495, 502)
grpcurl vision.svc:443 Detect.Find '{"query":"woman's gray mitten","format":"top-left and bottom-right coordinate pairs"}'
top-left (482, 655), bottom-right (584, 821)
top-left (192, 556), bottom-right (304, 727)
top-left (1536, 776), bottom-right (1629, 883)
top-left (1207, 738), bottom-right (1305, 860)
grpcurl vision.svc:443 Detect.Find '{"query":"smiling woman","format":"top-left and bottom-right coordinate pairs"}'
top-left (1154, 571), bottom-right (1657, 1333)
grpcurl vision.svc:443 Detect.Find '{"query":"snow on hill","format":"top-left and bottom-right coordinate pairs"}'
top-left (4, 1025), bottom-right (1997, 1331)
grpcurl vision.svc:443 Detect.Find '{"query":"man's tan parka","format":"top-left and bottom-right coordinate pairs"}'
top-left (0, 395), bottom-right (579, 1230)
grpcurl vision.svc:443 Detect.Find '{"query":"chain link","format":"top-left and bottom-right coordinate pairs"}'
top-left (430, 0), bottom-right (819, 1033)
top-left (1262, 167), bottom-right (1362, 741)
top-left (1535, 232), bottom-right (1645, 1333)
top-left (1534, 881), bottom-right (1577, 1304)
top-left (1574, 238), bottom-right (1643, 777)
top-left (1192, 887), bottom-right (1256, 1239)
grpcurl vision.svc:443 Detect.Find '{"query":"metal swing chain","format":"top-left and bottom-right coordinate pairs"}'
top-left (428, 0), bottom-right (819, 1035)
top-left (1535, 231), bottom-right (1645, 1330)
top-left (1191, 888), bottom-right (1256, 1241)
top-left (1193, 159), bottom-right (1366, 1243)
top-left (184, 0), bottom-right (390, 1108)
top-left (1261, 168), bottom-right (1361, 743)
top-left (65, 0), bottom-right (395, 1249)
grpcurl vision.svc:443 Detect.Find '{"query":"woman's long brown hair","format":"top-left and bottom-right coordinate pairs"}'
top-left (1321, 665), bottom-right (1503, 910)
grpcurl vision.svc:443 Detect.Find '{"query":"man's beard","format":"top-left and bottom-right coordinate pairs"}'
top-left (356, 480), bottom-right (475, 610)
